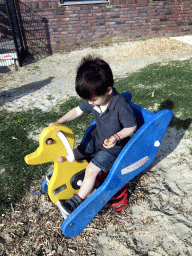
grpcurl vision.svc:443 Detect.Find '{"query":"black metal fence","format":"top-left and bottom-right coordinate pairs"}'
top-left (0, 0), bottom-right (51, 68)
top-left (17, 1), bottom-right (52, 61)
top-left (0, 0), bottom-right (21, 67)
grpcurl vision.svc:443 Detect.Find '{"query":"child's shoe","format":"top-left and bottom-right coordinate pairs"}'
top-left (57, 194), bottom-right (83, 218)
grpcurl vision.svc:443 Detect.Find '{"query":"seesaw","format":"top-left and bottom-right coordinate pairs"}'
top-left (25, 92), bottom-right (173, 237)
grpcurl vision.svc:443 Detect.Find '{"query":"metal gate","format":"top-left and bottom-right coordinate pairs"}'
top-left (0, 0), bottom-right (51, 68)
top-left (18, 1), bottom-right (52, 61)
top-left (0, 0), bottom-right (25, 67)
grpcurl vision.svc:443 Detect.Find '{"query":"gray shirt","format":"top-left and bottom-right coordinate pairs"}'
top-left (79, 89), bottom-right (136, 155)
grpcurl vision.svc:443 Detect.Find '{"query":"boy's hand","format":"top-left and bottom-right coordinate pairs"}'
top-left (49, 122), bottom-right (59, 126)
top-left (103, 136), bottom-right (118, 149)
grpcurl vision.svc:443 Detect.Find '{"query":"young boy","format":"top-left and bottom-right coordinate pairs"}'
top-left (49, 55), bottom-right (137, 216)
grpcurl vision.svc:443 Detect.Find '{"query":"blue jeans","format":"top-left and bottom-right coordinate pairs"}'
top-left (77, 132), bottom-right (117, 173)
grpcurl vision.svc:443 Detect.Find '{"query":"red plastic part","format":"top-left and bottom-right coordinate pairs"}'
top-left (96, 172), bottom-right (129, 212)
top-left (113, 197), bottom-right (128, 212)
top-left (106, 185), bottom-right (128, 211)
top-left (107, 191), bottom-right (127, 207)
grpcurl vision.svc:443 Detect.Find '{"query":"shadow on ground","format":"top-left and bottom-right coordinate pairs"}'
top-left (0, 76), bottom-right (54, 105)
top-left (0, 66), bottom-right (11, 74)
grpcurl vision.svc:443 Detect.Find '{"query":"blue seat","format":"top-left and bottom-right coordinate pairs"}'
top-left (61, 92), bottom-right (173, 237)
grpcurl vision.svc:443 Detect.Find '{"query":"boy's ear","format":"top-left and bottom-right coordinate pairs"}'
top-left (107, 87), bottom-right (113, 94)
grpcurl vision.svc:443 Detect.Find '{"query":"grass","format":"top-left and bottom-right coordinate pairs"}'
top-left (0, 99), bottom-right (93, 215)
top-left (115, 59), bottom-right (192, 130)
top-left (0, 59), bottom-right (192, 215)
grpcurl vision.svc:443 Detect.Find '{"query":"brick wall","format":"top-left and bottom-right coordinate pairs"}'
top-left (20, 0), bottom-right (192, 51)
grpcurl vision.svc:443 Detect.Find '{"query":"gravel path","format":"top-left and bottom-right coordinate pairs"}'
top-left (1, 37), bottom-right (192, 112)
top-left (0, 37), bottom-right (192, 256)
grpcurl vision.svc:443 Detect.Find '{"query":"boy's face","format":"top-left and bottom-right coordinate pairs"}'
top-left (88, 87), bottom-right (113, 106)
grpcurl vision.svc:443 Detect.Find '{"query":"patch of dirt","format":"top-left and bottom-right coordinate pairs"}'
top-left (0, 172), bottom-right (148, 256)
top-left (1, 37), bottom-right (192, 91)
top-left (92, 37), bottom-right (192, 63)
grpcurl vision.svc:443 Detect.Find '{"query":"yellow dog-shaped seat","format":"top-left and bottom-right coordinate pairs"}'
top-left (25, 125), bottom-right (88, 205)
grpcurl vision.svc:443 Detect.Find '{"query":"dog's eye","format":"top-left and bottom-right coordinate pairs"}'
top-left (46, 138), bottom-right (53, 145)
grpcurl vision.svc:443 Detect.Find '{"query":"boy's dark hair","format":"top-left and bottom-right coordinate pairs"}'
top-left (75, 55), bottom-right (114, 100)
